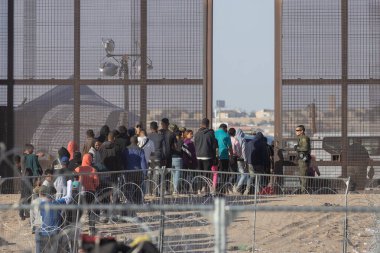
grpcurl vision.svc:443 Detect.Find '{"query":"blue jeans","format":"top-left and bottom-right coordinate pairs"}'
top-left (236, 161), bottom-right (248, 190)
top-left (171, 157), bottom-right (183, 193)
top-left (35, 231), bottom-right (59, 253)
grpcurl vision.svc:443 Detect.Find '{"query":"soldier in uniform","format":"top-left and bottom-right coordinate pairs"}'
top-left (294, 125), bottom-right (311, 193)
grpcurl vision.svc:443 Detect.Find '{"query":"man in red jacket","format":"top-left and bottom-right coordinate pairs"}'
top-left (75, 154), bottom-right (99, 235)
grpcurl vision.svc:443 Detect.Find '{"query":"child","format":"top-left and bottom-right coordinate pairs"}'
top-left (30, 180), bottom-right (43, 234)
top-left (19, 167), bottom-right (33, 220)
top-left (54, 156), bottom-right (70, 199)
top-left (42, 169), bottom-right (54, 187)
top-left (35, 179), bottom-right (73, 253)
top-left (182, 130), bottom-right (197, 193)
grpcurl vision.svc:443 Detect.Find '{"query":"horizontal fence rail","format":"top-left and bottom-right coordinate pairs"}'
top-left (2, 168), bottom-right (379, 253)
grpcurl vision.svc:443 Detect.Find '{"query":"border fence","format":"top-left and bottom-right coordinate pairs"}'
top-left (2, 165), bottom-right (380, 253)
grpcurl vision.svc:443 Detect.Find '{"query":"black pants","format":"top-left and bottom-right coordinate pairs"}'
top-left (19, 197), bottom-right (31, 219)
top-left (125, 171), bottom-right (144, 204)
top-left (219, 159), bottom-right (230, 192)
top-left (83, 192), bottom-right (96, 233)
top-left (197, 159), bottom-right (213, 191)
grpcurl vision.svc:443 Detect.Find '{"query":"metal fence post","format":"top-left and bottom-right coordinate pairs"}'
top-left (159, 166), bottom-right (166, 252)
top-left (214, 198), bottom-right (226, 253)
top-left (252, 174), bottom-right (259, 252)
top-left (343, 177), bottom-right (350, 253)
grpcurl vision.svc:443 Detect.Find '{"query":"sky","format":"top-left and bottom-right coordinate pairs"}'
top-left (214, 0), bottom-right (274, 112)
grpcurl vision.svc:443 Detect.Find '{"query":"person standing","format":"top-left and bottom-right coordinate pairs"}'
top-left (19, 167), bottom-right (33, 220)
top-left (138, 129), bottom-right (155, 195)
top-left (294, 125), bottom-right (311, 193)
top-left (182, 129), bottom-right (197, 191)
top-left (121, 136), bottom-right (148, 205)
top-left (54, 156), bottom-right (70, 199)
top-left (82, 129), bottom-right (95, 154)
top-left (138, 129), bottom-right (155, 166)
top-left (245, 132), bottom-right (268, 194)
top-left (99, 131), bottom-right (120, 181)
top-left (194, 118), bottom-right (218, 193)
top-left (159, 118), bottom-right (176, 168)
top-left (68, 151), bottom-right (82, 172)
top-left (169, 124), bottom-right (183, 194)
top-left (148, 121), bottom-right (165, 196)
top-left (74, 153), bottom-right (100, 235)
top-left (23, 144), bottom-right (43, 177)
top-left (347, 139), bottom-right (370, 191)
top-left (97, 125), bottom-right (110, 143)
top-left (215, 124), bottom-right (233, 193)
top-left (228, 128), bottom-right (241, 187)
top-left (35, 180), bottom-right (73, 253)
top-left (67, 140), bottom-right (78, 161)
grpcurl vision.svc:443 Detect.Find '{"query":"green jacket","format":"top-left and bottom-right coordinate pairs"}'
top-left (296, 135), bottom-right (311, 154)
top-left (23, 153), bottom-right (42, 176)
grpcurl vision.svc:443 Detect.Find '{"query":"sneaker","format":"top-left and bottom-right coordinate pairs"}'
top-left (233, 186), bottom-right (240, 194)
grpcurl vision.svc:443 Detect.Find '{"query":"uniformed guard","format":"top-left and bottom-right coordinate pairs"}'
top-left (294, 125), bottom-right (311, 193)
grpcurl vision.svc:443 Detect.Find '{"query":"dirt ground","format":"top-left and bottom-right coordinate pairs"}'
top-left (0, 193), bottom-right (378, 253)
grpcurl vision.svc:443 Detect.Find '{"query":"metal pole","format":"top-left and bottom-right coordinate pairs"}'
top-left (252, 174), bottom-right (258, 252)
top-left (343, 177), bottom-right (350, 253)
top-left (214, 198), bottom-right (226, 253)
top-left (122, 55), bottom-right (129, 127)
top-left (73, 184), bottom-right (82, 253)
top-left (158, 166), bottom-right (166, 252)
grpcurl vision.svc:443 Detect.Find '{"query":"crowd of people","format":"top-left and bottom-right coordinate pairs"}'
top-left (15, 117), bottom-right (284, 252)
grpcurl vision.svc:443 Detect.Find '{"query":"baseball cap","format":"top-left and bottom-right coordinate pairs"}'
top-left (60, 156), bottom-right (69, 165)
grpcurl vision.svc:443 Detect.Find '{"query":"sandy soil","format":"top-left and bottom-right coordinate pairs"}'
top-left (0, 193), bottom-right (378, 253)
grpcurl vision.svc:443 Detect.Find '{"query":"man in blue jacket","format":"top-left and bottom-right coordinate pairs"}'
top-left (121, 136), bottom-right (147, 205)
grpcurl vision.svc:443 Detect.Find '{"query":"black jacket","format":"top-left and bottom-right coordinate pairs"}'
top-left (194, 127), bottom-right (217, 159)
top-left (99, 141), bottom-right (119, 171)
top-left (245, 132), bottom-right (268, 167)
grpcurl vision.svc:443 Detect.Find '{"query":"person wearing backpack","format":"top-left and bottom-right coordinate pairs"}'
top-left (138, 129), bottom-right (155, 195)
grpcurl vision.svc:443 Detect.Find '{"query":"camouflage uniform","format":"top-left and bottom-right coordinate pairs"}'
top-left (296, 135), bottom-right (311, 192)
